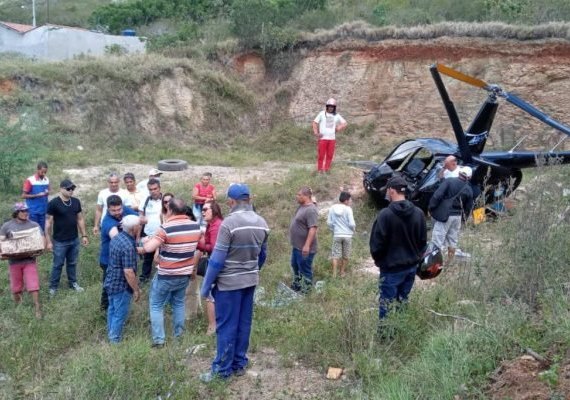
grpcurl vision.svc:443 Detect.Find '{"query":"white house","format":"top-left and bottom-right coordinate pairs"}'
top-left (0, 21), bottom-right (145, 61)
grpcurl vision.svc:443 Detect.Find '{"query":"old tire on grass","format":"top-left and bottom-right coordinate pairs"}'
top-left (157, 159), bottom-right (188, 171)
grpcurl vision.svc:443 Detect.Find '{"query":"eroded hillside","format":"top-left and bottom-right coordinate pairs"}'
top-left (280, 37), bottom-right (570, 150)
top-left (2, 36), bottom-right (570, 152)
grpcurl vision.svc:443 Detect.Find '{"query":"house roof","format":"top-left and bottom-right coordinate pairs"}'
top-left (0, 21), bottom-right (35, 33)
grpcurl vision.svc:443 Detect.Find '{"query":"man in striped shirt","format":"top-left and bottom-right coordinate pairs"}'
top-left (199, 183), bottom-right (269, 382)
top-left (141, 197), bottom-right (201, 347)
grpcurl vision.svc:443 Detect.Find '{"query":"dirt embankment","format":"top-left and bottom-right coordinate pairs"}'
top-left (279, 37), bottom-right (570, 150)
top-left (4, 37), bottom-right (570, 149)
top-left (1, 37), bottom-right (570, 152)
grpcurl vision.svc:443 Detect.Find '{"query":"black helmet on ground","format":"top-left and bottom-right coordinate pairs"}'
top-left (417, 242), bottom-right (443, 280)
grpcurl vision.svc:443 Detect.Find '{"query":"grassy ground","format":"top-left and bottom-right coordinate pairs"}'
top-left (0, 36), bottom-right (569, 399)
top-left (1, 149), bottom-right (570, 398)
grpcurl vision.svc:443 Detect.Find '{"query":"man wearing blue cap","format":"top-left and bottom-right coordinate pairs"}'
top-left (200, 183), bottom-right (269, 382)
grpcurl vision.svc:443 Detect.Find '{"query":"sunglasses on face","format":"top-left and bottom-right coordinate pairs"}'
top-left (163, 199), bottom-right (171, 204)
top-left (65, 187), bottom-right (75, 191)
top-left (202, 208), bottom-right (211, 212)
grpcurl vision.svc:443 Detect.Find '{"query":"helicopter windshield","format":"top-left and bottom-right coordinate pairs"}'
top-left (386, 140), bottom-right (424, 162)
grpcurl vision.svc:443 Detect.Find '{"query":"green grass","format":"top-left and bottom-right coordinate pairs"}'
top-left (0, 0), bottom-right (111, 27)
top-left (3, 159), bottom-right (570, 399)
top-left (1, 39), bottom-right (570, 399)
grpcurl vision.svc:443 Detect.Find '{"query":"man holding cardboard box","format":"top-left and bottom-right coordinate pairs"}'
top-left (0, 202), bottom-right (45, 318)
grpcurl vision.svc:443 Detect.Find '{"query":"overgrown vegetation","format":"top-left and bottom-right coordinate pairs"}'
top-left (1, 141), bottom-right (569, 398)
top-left (1, 0), bottom-right (570, 397)
top-left (4, 0), bottom-right (570, 55)
top-left (0, 113), bottom-right (45, 192)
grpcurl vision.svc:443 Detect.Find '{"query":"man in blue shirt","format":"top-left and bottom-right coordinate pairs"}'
top-left (104, 215), bottom-right (141, 343)
top-left (99, 195), bottom-right (139, 311)
top-left (200, 183), bottom-right (269, 382)
top-left (21, 161), bottom-right (50, 231)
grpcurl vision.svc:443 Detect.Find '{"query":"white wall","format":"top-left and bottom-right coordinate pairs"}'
top-left (0, 25), bottom-right (145, 61)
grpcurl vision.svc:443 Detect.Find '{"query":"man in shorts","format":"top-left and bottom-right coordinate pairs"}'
top-left (327, 191), bottom-right (355, 277)
top-left (0, 202), bottom-right (45, 318)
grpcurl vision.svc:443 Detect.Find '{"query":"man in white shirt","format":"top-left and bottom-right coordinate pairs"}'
top-left (312, 98), bottom-right (347, 173)
top-left (139, 178), bottom-right (163, 283)
top-left (327, 191), bottom-right (356, 277)
top-left (438, 156), bottom-right (459, 180)
top-left (93, 173), bottom-right (131, 234)
top-left (137, 168), bottom-right (163, 200)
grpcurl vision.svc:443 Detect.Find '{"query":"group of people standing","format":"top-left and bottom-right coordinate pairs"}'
top-left (288, 187), bottom-right (357, 294)
top-left (2, 97), bottom-right (477, 381)
top-left (0, 162), bottom-right (272, 382)
top-left (0, 163), bottom-right (89, 318)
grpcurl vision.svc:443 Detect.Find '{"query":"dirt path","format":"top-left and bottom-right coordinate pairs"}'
top-left (184, 346), bottom-right (344, 399)
top-left (62, 161), bottom-right (295, 197)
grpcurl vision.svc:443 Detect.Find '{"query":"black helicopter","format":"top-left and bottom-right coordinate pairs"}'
top-left (363, 63), bottom-right (570, 211)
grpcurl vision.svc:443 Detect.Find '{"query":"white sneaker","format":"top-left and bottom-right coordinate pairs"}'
top-left (455, 249), bottom-right (471, 258)
top-left (49, 288), bottom-right (57, 297)
top-left (71, 283), bottom-right (84, 292)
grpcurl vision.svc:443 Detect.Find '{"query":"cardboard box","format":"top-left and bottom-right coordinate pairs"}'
top-left (0, 227), bottom-right (44, 259)
top-left (326, 367), bottom-right (343, 380)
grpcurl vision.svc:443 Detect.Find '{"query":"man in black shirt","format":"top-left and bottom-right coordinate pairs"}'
top-left (370, 176), bottom-right (427, 321)
top-left (45, 179), bottom-right (89, 296)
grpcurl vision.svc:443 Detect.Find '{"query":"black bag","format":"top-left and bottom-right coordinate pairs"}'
top-left (196, 256), bottom-right (208, 277)
top-left (430, 182), bottom-right (468, 223)
top-left (430, 198), bottom-right (453, 222)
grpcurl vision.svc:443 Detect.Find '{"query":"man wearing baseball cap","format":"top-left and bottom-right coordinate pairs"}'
top-left (0, 202), bottom-right (45, 318)
top-left (370, 175), bottom-right (427, 325)
top-left (199, 183), bottom-right (269, 382)
top-left (45, 179), bottom-right (89, 296)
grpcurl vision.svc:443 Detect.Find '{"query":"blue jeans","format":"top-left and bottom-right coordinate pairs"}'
top-left (49, 238), bottom-right (80, 290)
top-left (192, 203), bottom-right (203, 224)
top-left (107, 291), bottom-right (133, 343)
top-left (212, 285), bottom-right (255, 378)
top-left (290, 248), bottom-right (315, 293)
top-left (100, 264), bottom-right (109, 310)
top-left (379, 266), bottom-right (417, 319)
top-left (29, 213), bottom-right (46, 232)
top-left (149, 275), bottom-right (190, 345)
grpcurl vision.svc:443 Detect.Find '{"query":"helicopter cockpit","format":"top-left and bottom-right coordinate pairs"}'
top-left (386, 141), bottom-right (435, 185)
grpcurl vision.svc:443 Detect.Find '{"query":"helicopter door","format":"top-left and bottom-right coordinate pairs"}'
top-left (399, 147), bottom-right (433, 181)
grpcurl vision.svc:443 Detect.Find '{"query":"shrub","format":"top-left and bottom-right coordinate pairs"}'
top-left (146, 22), bottom-right (201, 51)
top-left (89, 0), bottom-right (229, 34)
top-left (0, 113), bottom-right (45, 193)
top-left (229, 0), bottom-right (324, 49)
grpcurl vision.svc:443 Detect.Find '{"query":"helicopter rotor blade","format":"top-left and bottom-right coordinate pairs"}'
top-left (436, 64), bottom-right (489, 89)
top-left (437, 63), bottom-right (570, 137)
top-left (503, 92), bottom-right (570, 137)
